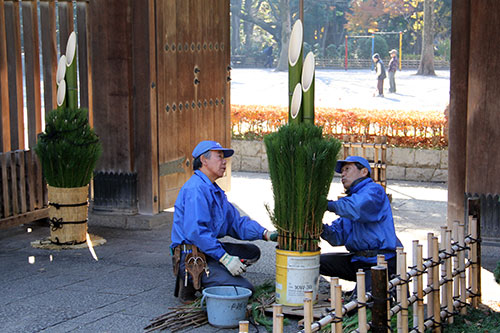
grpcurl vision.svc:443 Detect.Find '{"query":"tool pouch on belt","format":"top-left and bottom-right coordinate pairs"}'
top-left (172, 246), bottom-right (181, 276)
top-left (185, 247), bottom-right (207, 290)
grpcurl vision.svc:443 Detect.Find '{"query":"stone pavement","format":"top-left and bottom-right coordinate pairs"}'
top-left (1, 171), bottom-right (499, 332)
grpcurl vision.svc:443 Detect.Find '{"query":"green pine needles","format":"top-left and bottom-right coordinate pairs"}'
top-left (35, 108), bottom-right (101, 188)
top-left (264, 123), bottom-right (341, 252)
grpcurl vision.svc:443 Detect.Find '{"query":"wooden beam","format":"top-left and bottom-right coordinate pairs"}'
top-left (0, 207), bottom-right (49, 230)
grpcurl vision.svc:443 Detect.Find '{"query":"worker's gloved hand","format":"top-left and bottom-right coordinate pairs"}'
top-left (263, 230), bottom-right (278, 242)
top-left (219, 253), bottom-right (247, 276)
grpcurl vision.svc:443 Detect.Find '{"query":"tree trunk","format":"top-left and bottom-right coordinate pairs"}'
top-left (230, 0), bottom-right (242, 53)
top-left (417, 0), bottom-right (436, 75)
top-left (276, 0), bottom-right (291, 71)
top-left (243, 0), bottom-right (254, 52)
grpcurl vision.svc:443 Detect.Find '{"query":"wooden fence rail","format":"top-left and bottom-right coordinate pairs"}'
top-left (253, 212), bottom-right (481, 333)
top-left (0, 149), bottom-right (48, 229)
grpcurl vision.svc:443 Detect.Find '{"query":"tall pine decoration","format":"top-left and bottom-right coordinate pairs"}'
top-left (35, 32), bottom-right (101, 245)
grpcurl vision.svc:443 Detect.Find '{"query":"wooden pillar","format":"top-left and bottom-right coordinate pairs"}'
top-left (447, 0), bottom-right (470, 228)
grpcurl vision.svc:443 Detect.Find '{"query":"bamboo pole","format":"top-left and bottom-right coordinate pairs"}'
top-left (400, 252), bottom-right (408, 333)
top-left (334, 284), bottom-right (343, 333)
top-left (416, 244), bottom-right (425, 332)
top-left (432, 237), bottom-right (441, 332)
top-left (239, 320), bottom-right (249, 333)
top-left (330, 277), bottom-right (339, 333)
top-left (356, 270), bottom-right (368, 333)
top-left (440, 226), bottom-right (448, 307)
top-left (377, 255), bottom-right (390, 333)
top-left (426, 233), bottom-right (434, 321)
top-left (371, 266), bottom-right (388, 333)
top-left (273, 304), bottom-right (283, 333)
top-left (412, 241), bottom-right (418, 328)
top-left (445, 229), bottom-right (454, 324)
top-left (302, 52), bottom-right (315, 124)
top-left (396, 247), bottom-right (403, 332)
top-left (304, 296), bottom-right (312, 333)
top-left (288, 19), bottom-right (303, 123)
top-left (452, 221), bottom-right (460, 303)
top-left (458, 223), bottom-right (467, 315)
top-left (470, 217), bottom-right (479, 308)
top-left (276, 314), bottom-right (284, 333)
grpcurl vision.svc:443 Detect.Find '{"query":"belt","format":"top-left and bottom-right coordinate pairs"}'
top-left (354, 249), bottom-right (396, 258)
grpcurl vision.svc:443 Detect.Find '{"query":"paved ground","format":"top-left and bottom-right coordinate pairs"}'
top-left (1, 172), bottom-right (499, 332)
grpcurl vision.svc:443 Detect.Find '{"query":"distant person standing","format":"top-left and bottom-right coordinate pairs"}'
top-left (263, 45), bottom-right (273, 68)
top-left (388, 49), bottom-right (399, 93)
top-left (372, 53), bottom-right (386, 97)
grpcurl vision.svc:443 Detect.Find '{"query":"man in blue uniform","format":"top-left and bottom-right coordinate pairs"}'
top-left (171, 140), bottom-right (277, 302)
top-left (320, 156), bottom-right (402, 293)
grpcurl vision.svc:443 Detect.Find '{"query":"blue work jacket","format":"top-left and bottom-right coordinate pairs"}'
top-left (170, 170), bottom-right (266, 260)
top-left (322, 177), bottom-right (402, 264)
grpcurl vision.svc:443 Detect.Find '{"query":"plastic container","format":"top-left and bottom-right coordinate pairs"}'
top-left (201, 286), bottom-right (252, 328)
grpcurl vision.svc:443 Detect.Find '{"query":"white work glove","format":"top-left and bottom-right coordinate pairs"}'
top-left (263, 229), bottom-right (278, 241)
top-left (219, 253), bottom-right (247, 276)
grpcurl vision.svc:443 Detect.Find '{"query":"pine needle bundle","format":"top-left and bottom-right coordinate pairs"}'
top-left (35, 108), bottom-right (102, 188)
top-left (264, 123), bottom-right (341, 252)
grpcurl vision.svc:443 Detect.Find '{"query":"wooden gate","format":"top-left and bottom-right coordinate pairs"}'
top-left (155, 0), bottom-right (231, 210)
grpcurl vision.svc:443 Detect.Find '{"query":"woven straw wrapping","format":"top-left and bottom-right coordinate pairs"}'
top-left (48, 185), bottom-right (89, 244)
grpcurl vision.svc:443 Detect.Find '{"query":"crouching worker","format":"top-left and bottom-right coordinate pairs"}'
top-left (320, 156), bottom-right (402, 296)
top-left (170, 140), bottom-right (277, 302)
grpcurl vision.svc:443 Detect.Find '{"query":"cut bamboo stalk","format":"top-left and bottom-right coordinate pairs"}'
top-left (330, 277), bottom-right (338, 314)
top-left (458, 223), bottom-right (467, 315)
top-left (65, 31), bottom-right (78, 110)
top-left (440, 226), bottom-right (447, 307)
top-left (356, 270), bottom-right (367, 333)
top-left (304, 296), bottom-right (312, 333)
top-left (56, 80), bottom-right (67, 110)
top-left (417, 244), bottom-right (425, 332)
top-left (470, 217), bottom-right (478, 308)
top-left (427, 232), bottom-right (434, 320)
top-left (56, 55), bottom-right (67, 86)
top-left (432, 237), bottom-right (441, 333)
top-left (396, 247), bottom-right (403, 332)
top-left (302, 52), bottom-right (315, 124)
top-left (239, 320), bottom-right (249, 333)
top-left (445, 229), bottom-right (454, 324)
top-left (289, 83), bottom-right (302, 124)
top-left (412, 240), bottom-right (419, 329)
top-left (452, 221), bottom-right (460, 302)
top-left (334, 284), bottom-right (343, 333)
top-left (376, 256), bottom-right (390, 333)
top-left (400, 252), bottom-right (408, 333)
top-left (273, 304), bottom-right (283, 333)
top-left (288, 19), bottom-right (303, 123)
top-left (276, 314), bottom-right (284, 333)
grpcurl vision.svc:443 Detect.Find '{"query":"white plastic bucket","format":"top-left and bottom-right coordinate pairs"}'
top-left (201, 286), bottom-right (252, 328)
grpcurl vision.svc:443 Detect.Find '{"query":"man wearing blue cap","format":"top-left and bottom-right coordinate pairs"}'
top-left (320, 156), bottom-right (402, 294)
top-left (170, 140), bottom-right (277, 302)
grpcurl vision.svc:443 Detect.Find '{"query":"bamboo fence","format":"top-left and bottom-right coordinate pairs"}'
top-left (243, 213), bottom-right (481, 333)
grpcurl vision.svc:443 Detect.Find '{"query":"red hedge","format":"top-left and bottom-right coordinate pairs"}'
top-left (231, 104), bottom-right (448, 148)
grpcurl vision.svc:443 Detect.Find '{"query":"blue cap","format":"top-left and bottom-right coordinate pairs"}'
top-left (192, 140), bottom-right (234, 159)
top-left (335, 156), bottom-right (371, 175)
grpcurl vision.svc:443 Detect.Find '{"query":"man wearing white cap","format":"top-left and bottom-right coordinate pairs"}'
top-left (170, 140), bottom-right (277, 302)
top-left (320, 156), bottom-right (402, 294)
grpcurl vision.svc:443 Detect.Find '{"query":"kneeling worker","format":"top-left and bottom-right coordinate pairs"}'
top-left (170, 140), bottom-right (277, 302)
top-left (320, 156), bottom-right (402, 294)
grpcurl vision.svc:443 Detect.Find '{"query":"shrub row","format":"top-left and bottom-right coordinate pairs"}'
top-left (231, 104), bottom-right (448, 148)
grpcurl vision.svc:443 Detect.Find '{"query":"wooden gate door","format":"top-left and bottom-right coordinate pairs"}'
top-left (155, 0), bottom-right (231, 210)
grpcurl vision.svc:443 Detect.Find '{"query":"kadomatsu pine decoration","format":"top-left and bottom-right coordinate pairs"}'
top-left (34, 31), bottom-right (101, 245)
